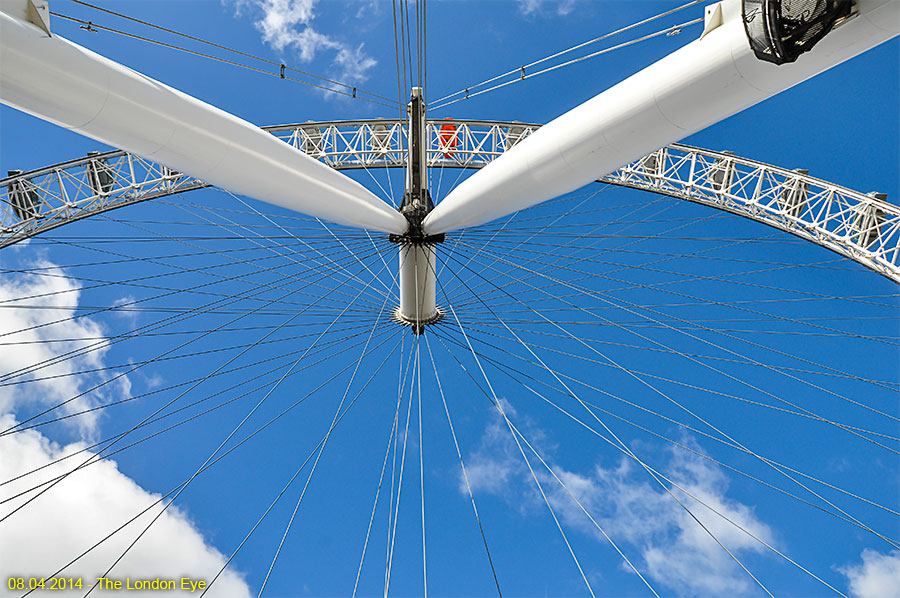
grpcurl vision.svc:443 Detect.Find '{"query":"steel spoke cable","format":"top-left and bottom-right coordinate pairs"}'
top-left (0, 319), bottom-right (378, 392)
top-left (436, 259), bottom-right (771, 596)
top-left (488, 352), bottom-right (850, 595)
top-left (0, 263), bottom-right (322, 432)
top-left (458, 230), bottom-right (811, 243)
top-left (198, 332), bottom-right (403, 597)
top-left (0, 242), bottom-right (363, 305)
top-left (107, 204), bottom-right (394, 310)
top-left (403, 0), bottom-right (414, 93)
top-left (1, 321), bottom-right (382, 444)
top-left (418, 335), bottom-right (428, 597)
top-left (62, 216), bottom-right (394, 234)
top-left (2, 267), bottom-right (352, 520)
top-left (415, 246), bottom-right (428, 597)
top-left (392, 0), bottom-right (405, 117)
top-left (438, 187), bottom-right (615, 301)
top-left (220, 191), bottom-right (397, 300)
top-left (20, 328), bottom-right (402, 598)
top-left (433, 269), bottom-right (603, 596)
top-left (430, 323), bottom-right (900, 526)
top-left (353, 360), bottom-right (405, 597)
top-left (466, 237), bottom-right (900, 330)
top-left (257, 291), bottom-right (393, 596)
top-left (442, 198), bottom-right (682, 310)
top-left (434, 297), bottom-right (598, 597)
top-left (312, 216), bottom-right (397, 299)
top-left (0, 232), bottom-right (385, 349)
top-left (441, 271), bottom-right (900, 556)
top-left (459, 235), bottom-right (873, 306)
top-left (0, 245), bottom-right (286, 274)
top-left (2, 240), bottom-right (391, 455)
top-left (507, 416), bottom-right (667, 597)
top-left (451, 319), bottom-right (900, 446)
top-left (447, 241), bottom-right (900, 424)
top-left (0, 247), bottom-right (381, 421)
top-left (440, 251), bottom-right (900, 549)
top-left (384, 333), bottom-right (415, 594)
top-left (442, 192), bottom-right (689, 303)
top-left (431, 0), bottom-right (704, 105)
top-left (438, 185), bottom-right (658, 304)
top-left (436, 325), bottom-right (842, 594)
top-left (1, 324), bottom-right (385, 495)
top-left (2, 328), bottom-right (397, 513)
top-left (424, 335), bottom-right (501, 596)
top-left (445, 205), bottom-right (770, 309)
top-left (456, 289), bottom-right (900, 324)
top-left (3, 231), bottom-right (392, 363)
top-left (423, 0), bottom-right (428, 100)
top-left (436, 318), bottom-right (900, 515)
top-left (178, 205), bottom-right (396, 309)
top-left (384, 338), bottom-right (417, 597)
top-left (0, 318), bottom-right (399, 348)
top-left (0, 243), bottom-right (317, 343)
top-left (81, 254), bottom-right (398, 597)
top-left (444, 248), bottom-right (900, 460)
top-left (156, 196), bottom-right (405, 231)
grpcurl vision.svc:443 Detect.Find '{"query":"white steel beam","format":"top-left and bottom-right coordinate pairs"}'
top-left (423, 0), bottom-right (899, 235)
top-left (0, 7), bottom-right (407, 234)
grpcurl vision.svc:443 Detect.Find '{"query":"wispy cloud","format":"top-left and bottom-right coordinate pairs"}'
top-left (462, 405), bottom-right (774, 595)
top-left (0, 261), bottom-right (127, 440)
top-left (230, 0), bottom-right (377, 89)
top-left (839, 549), bottom-right (900, 598)
top-left (518, 0), bottom-right (577, 17)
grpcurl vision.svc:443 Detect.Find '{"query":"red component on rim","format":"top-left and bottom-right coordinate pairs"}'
top-left (438, 118), bottom-right (458, 158)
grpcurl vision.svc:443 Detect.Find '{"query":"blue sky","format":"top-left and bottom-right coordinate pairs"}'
top-left (1, 1), bottom-right (898, 597)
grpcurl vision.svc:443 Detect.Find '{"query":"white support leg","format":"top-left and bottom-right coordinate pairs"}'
top-left (397, 243), bottom-right (439, 331)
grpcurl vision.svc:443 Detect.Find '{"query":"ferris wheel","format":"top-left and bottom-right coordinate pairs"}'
top-left (1, 0), bottom-right (899, 596)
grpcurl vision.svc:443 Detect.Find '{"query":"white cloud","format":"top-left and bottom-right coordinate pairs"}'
top-left (0, 414), bottom-right (251, 597)
top-left (840, 549), bottom-right (900, 598)
top-left (0, 259), bottom-right (251, 597)
top-left (231, 0), bottom-right (377, 87)
top-left (0, 261), bottom-right (125, 439)
top-left (463, 406), bottom-right (774, 596)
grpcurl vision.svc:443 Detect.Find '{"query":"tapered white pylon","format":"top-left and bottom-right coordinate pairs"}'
top-left (424, 0), bottom-right (899, 235)
top-left (0, 4), bottom-right (407, 234)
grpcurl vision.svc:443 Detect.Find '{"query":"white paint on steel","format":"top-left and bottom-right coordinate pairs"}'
top-left (0, 8), bottom-right (407, 234)
top-left (424, 0), bottom-right (900, 234)
top-left (397, 244), bottom-right (439, 326)
top-left (396, 87), bottom-right (439, 327)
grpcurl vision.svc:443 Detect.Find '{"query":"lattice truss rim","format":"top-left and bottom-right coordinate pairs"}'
top-left (2, 118), bottom-right (898, 283)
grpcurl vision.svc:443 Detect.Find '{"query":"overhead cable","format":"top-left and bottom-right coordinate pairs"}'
top-left (431, 17), bottom-right (703, 110)
top-left (431, 0), bottom-right (706, 108)
top-left (58, 0), bottom-right (398, 107)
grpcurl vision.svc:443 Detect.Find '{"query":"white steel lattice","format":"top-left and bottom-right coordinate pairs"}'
top-left (2, 119), bottom-right (897, 282)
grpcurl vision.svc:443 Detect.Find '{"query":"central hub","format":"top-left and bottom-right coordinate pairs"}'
top-left (392, 87), bottom-right (442, 335)
top-left (391, 235), bottom-right (444, 334)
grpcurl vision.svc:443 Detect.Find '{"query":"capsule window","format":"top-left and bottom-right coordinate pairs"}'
top-left (742, 0), bottom-right (854, 65)
top-left (707, 153), bottom-right (734, 194)
top-left (779, 169), bottom-right (809, 218)
top-left (86, 152), bottom-right (115, 195)
top-left (851, 194), bottom-right (886, 248)
top-left (6, 170), bottom-right (41, 222)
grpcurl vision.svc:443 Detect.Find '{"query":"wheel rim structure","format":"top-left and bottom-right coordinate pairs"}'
top-left (3, 119), bottom-right (898, 283)
top-left (1, 4), bottom-right (898, 598)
